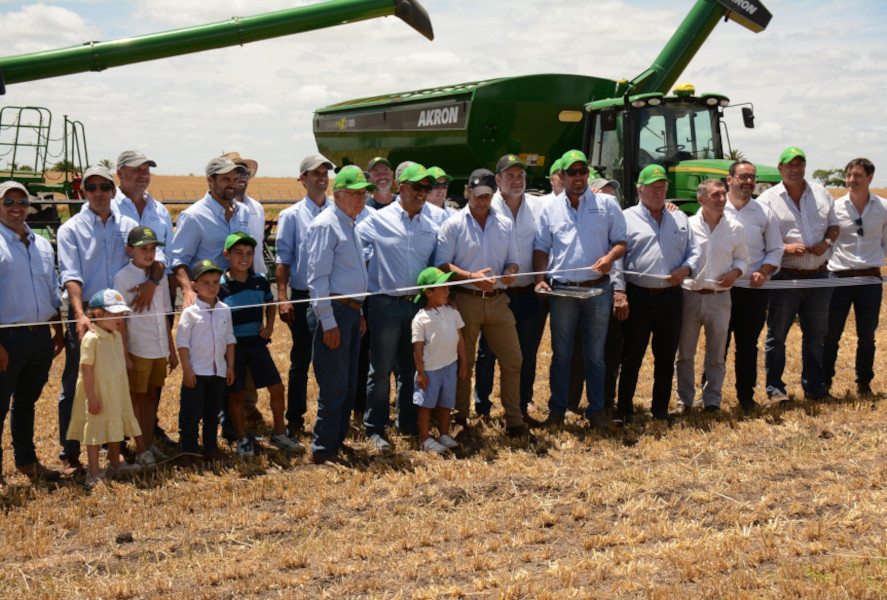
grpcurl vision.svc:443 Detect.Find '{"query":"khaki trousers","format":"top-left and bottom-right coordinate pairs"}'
top-left (452, 291), bottom-right (523, 427)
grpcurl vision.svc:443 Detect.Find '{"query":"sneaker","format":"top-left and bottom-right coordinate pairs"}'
top-left (136, 451), bottom-right (157, 468)
top-left (368, 433), bottom-right (391, 453)
top-left (768, 389), bottom-right (789, 402)
top-left (84, 472), bottom-right (106, 488)
top-left (586, 411), bottom-right (609, 430)
top-left (107, 461), bottom-right (140, 476)
top-left (420, 437), bottom-right (449, 453)
top-left (236, 437), bottom-right (255, 458)
top-left (149, 445), bottom-right (169, 462)
top-left (438, 434), bottom-right (459, 449)
top-left (270, 431), bottom-right (306, 455)
top-left (60, 456), bottom-right (86, 476)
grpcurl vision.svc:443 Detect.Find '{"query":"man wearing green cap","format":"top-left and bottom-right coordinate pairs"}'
top-left (305, 166), bottom-right (375, 465)
top-left (757, 147), bottom-right (838, 402)
top-left (534, 149), bottom-right (627, 429)
top-left (613, 164), bottom-right (700, 421)
top-left (355, 163), bottom-right (443, 450)
top-left (426, 166), bottom-right (458, 217)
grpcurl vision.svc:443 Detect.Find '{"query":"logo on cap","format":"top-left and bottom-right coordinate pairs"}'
top-left (144, 228), bottom-right (154, 237)
top-left (202, 260), bottom-right (212, 267)
top-left (653, 167), bottom-right (664, 176)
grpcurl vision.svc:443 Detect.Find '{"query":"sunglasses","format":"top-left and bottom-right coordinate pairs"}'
top-left (855, 217), bottom-right (864, 236)
top-left (564, 167), bottom-right (589, 177)
top-left (84, 182), bottom-right (115, 192)
top-left (431, 183), bottom-right (448, 189)
top-left (2, 196), bottom-right (31, 207)
top-left (407, 183), bottom-right (434, 193)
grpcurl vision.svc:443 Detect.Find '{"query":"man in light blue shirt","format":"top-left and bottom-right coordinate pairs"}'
top-left (56, 164), bottom-right (140, 472)
top-left (170, 156), bottom-right (250, 308)
top-left (275, 154), bottom-right (334, 436)
top-left (613, 164), bottom-right (700, 421)
top-left (534, 149), bottom-right (627, 430)
top-left (0, 181), bottom-right (64, 482)
top-left (435, 168), bottom-right (530, 439)
top-left (356, 163), bottom-right (441, 450)
top-left (305, 166), bottom-right (374, 465)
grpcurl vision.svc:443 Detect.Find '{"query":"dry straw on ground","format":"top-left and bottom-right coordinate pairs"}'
top-left (2, 294), bottom-right (887, 599)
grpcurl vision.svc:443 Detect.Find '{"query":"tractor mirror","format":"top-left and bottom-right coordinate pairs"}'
top-left (601, 109), bottom-right (617, 132)
top-left (742, 107), bottom-right (755, 129)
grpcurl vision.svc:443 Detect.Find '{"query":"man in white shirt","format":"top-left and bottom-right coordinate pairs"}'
top-left (822, 158), bottom-right (887, 397)
top-left (225, 153), bottom-right (266, 275)
top-left (675, 180), bottom-right (747, 412)
top-left (724, 161), bottom-right (784, 410)
top-left (758, 147), bottom-right (839, 401)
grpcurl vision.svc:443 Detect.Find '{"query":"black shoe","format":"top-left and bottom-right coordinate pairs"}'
top-left (586, 411), bottom-right (609, 430)
top-left (154, 426), bottom-right (177, 450)
top-left (704, 405), bottom-right (721, 414)
top-left (539, 413), bottom-right (565, 429)
top-left (739, 399), bottom-right (759, 412)
top-left (522, 411), bottom-right (544, 428)
top-left (505, 423), bottom-right (536, 442)
top-left (857, 382), bottom-right (874, 397)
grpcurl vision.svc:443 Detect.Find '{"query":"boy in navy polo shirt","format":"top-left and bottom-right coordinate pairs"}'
top-left (219, 232), bottom-right (304, 457)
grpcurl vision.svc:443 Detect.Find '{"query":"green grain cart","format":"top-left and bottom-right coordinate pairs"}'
top-left (314, 0), bottom-right (777, 211)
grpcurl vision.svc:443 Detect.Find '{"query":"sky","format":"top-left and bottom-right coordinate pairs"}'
top-left (2, 0), bottom-right (886, 185)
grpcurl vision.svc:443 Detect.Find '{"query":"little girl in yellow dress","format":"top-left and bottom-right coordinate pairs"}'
top-left (66, 289), bottom-right (142, 486)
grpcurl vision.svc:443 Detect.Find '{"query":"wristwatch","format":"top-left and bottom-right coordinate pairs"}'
top-left (150, 276), bottom-right (162, 285)
top-left (824, 238), bottom-right (833, 247)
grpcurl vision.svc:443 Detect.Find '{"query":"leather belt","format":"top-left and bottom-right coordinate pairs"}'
top-left (560, 274), bottom-right (610, 288)
top-left (627, 283), bottom-right (678, 295)
top-left (455, 287), bottom-right (503, 299)
top-left (833, 267), bottom-right (882, 278)
top-left (330, 294), bottom-right (363, 311)
top-left (505, 284), bottom-right (535, 297)
top-left (692, 289), bottom-right (727, 295)
top-left (25, 324), bottom-right (49, 331)
top-left (385, 294), bottom-right (417, 302)
top-left (782, 265), bottom-right (826, 276)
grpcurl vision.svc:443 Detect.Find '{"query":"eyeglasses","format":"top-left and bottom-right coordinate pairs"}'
top-left (240, 173), bottom-right (251, 180)
top-left (83, 182), bottom-right (115, 192)
top-left (734, 174), bottom-right (756, 181)
top-left (431, 183), bottom-right (448, 189)
top-left (407, 183), bottom-right (433, 193)
top-left (855, 217), bottom-right (864, 236)
top-left (564, 167), bottom-right (589, 177)
top-left (2, 196), bottom-right (30, 207)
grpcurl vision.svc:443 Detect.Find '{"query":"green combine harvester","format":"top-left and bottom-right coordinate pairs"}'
top-left (0, 0), bottom-right (434, 240)
top-left (314, 0), bottom-right (778, 211)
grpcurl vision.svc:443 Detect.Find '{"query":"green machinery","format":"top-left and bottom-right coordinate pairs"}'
top-left (314, 0), bottom-right (776, 210)
top-left (0, 0), bottom-right (434, 205)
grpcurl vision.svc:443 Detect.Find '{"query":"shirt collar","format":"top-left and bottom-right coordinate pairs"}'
top-left (0, 221), bottom-right (34, 244)
top-left (194, 296), bottom-right (217, 311)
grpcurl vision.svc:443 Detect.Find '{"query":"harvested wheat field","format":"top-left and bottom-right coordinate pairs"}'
top-left (1, 293), bottom-right (887, 600)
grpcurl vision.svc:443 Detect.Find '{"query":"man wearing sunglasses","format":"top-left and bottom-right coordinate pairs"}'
top-left (0, 181), bottom-right (65, 484)
top-left (724, 161), bottom-right (783, 411)
top-left (225, 152), bottom-right (266, 275)
top-left (758, 147), bottom-right (839, 403)
top-left (822, 158), bottom-right (887, 398)
top-left (356, 164), bottom-right (443, 451)
top-left (534, 149), bottom-right (627, 430)
top-left (56, 165), bottom-right (140, 474)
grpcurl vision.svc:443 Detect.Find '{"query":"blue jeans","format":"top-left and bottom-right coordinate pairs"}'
top-left (822, 277), bottom-right (881, 385)
top-left (474, 291), bottom-right (540, 414)
top-left (179, 375), bottom-right (226, 454)
top-left (308, 302), bottom-right (361, 458)
top-left (765, 271), bottom-right (832, 396)
top-left (0, 326), bottom-right (54, 466)
top-left (285, 288), bottom-right (311, 430)
top-left (365, 295), bottom-right (419, 437)
top-left (58, 306), bottom-right (81, 460)
top-left (548, 285), bottom-right (613, 417)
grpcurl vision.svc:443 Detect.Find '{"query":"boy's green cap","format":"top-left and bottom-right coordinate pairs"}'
top-left (333, 166), bottom-right (377, 191)
top-left (224, 231), bottom-right (257, 251)
top-left (637, 164), bottom-right (668, 185)
top-left (398, 163), bottom-right (432, 184)
top-left (426, 166), bottom-right (453, 182)
top-left (192, 259), bottom-right (224, 280)
top-left (414, 267), bottom-right (456, 303)
top-left (778, 146), bottom-right (806, 164)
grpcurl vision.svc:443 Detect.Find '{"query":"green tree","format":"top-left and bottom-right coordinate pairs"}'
top-left (812, 168), bottom-right (846, 188)
top-left (51, 159), bottom-right (75, 172)
top-left (99, 158), bottom-right (114, 169)
top-left (725, 148), bottom-right (746, 161)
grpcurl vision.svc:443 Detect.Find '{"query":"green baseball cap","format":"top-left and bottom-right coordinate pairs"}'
top-left (637, 164), bottom-right (669, 185)
top-left (414, 267), bottom-right (456, 303)
top-left (191, 259), bottom-right (224, 281)
top-left (496, 154), bottom-right (527, 173)
top-left (426, 166), bottom-right (453, 182)
top-left (398, 163), bottom-right (432, 184)
top-left (224, 231), bottom-right (257, 251)
top-left (333, 166), bottom-right (378, 191)
top-left (560, 149), bottom-right (589, 169)
top-left (778, 146), bottom-right (806, 164)
top-left (548, 159), bottom-right (563, 178)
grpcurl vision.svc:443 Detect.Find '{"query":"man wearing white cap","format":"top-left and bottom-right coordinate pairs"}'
top-left (170, 156), bottom-right (251, 308)
top-left (0, 181), bottom-right (65, 483)
top-left (225, 152), bottom-right (266, 275)
top-left (56, 165), bottom-right (140, 473)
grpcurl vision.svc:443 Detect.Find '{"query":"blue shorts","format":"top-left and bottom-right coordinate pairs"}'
top-left (413, 361), bottom-right (457, 409)
top-left (230, 337), bottom-right (282, 392)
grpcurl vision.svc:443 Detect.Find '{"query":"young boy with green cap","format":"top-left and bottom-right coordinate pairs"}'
top-left (411, 267), bottom-right (467, 452)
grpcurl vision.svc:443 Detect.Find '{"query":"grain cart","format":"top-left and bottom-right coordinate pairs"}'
top-left (314, 0), bottom-right (777, 211)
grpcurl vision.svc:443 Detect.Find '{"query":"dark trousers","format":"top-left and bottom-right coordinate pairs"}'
top-left (0, 326), bottom-right (54, 466)
top-left (618, 285), bottom-right (683, 419)
top-left (58, 306), bottom-right (81, 460)
top-left (728, 286), bottom-right (770, 405)
top-left (474, 291), bottom-right (540, 414)
top-left (179, 375), bottom-right (226, 454)
top-left (285, 289), bottom-right (311, 430)
top-left (822, 280), bottom-right (882, 385)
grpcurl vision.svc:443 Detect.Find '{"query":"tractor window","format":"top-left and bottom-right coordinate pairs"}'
top-left (589, 113), bottom-right (624, 201)
top-left (636, 103), bottom-right (719, 167)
